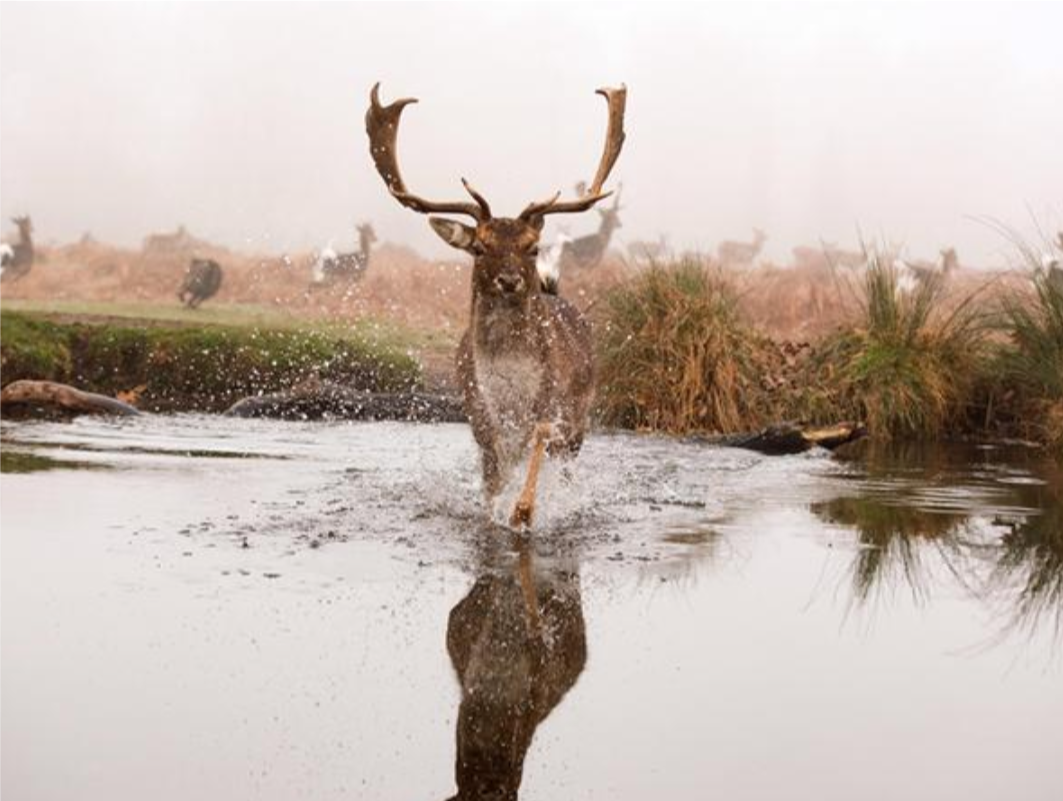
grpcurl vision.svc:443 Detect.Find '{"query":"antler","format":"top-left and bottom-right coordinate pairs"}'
top-left (520, 86), bottom-right (627, 220)
top-left (366, 83), bottom-right (491, 221)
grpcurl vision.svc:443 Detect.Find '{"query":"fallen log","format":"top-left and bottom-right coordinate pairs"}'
top-left (1, 380), bottom-right (141, 418)
top-left (224, 383), bottom-right (466, 423)
top-left (690, 421), bottom-right (866, 455)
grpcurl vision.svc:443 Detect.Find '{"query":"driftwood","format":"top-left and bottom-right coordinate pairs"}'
top-left (224, 383), bottom-right (466, 423)
top-left (0, 380), bottom-right (141, 418)
top-left (691, 421), bottom-right (866, 455)
top-left (0, 380), bottom-right (865, 456)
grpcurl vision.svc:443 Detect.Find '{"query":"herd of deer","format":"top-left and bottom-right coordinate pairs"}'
top-left (4, 84), bottom-right (1061, 535)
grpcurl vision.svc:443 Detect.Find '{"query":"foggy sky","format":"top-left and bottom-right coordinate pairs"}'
top-left (2, 2), bottom-right (1060, 266)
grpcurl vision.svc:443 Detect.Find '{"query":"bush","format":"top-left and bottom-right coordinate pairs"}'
top-left (795, 253), bottom-right (986, 438)
top-left (994, 260), bottom-right (1063, 452)
top-left (595, 259), bottom-right (778, 434)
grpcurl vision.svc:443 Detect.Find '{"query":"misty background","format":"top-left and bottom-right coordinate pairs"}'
top-left (1, 1), bottom-right (1060, 266)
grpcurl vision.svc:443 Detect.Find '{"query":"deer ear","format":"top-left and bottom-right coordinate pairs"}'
top-left (429, 217), bottom-right (477, 252)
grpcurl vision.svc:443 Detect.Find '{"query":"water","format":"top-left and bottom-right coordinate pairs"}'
top-left (1, 416), bottom-right (1060, 800)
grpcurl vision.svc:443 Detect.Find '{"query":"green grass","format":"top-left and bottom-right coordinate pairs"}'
top-left (0, 298), bottom-right (442, 353)
top-left (1, 310), bottom-right (421, 412)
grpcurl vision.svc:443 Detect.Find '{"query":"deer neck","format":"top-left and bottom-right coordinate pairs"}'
top-left (471, 291), bottom-right (539, 360)
top-left (598, 218), bottom-right (617, 246)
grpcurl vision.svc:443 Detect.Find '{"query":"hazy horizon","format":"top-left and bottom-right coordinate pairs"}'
top-left (2, 1), bottom-right (1061, 266)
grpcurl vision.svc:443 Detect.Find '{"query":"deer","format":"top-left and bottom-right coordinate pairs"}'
top-left (177, 258), bottom-right (223, 308)
top-left (627, 233), bottom-right (670, 262)
top-left (557, 184), bottom-right (623, 270)
top-left (717, 227), bottom-right (767, 267)
top-left (894, 247), bottom-right (959, 294)
top-left (312, 222), bottom-right (377, 286)
top-left (142, 224), bottom-right (203, 255)
top-left (366, 83), bottom-right (626, 528)
top-left (0, 216), bottom-right (35, 283)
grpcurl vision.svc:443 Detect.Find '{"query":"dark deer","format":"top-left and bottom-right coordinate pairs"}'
top-left (558, 184), bottom-right (622, 270)
top-left (366, 83), bottom-right (626, 527)
top-left (313, 222), bottom-right (377, 286)
top-left (445, 537), bottom-right (586, 801)
top-left (1, 216), bottom-right (35, 283)
top-left (177, 258), bottom-right (223, 308)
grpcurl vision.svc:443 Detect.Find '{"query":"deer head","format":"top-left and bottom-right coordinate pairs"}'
top-left (940, 247), bottom-right (958, 275)
top-left (11, 216), bottom-right (32, 237)
top-left (357, 222), bottom-right (377, 244)
top-left (366, 83), bottom-right (626, 304)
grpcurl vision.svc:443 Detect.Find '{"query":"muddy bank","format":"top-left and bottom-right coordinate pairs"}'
top-left (0, 311), bottom-right (421, 413)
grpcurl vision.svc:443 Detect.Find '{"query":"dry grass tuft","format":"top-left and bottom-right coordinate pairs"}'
top-left (595, 258), bottom-right (779, 434)
top-left (792, 251), bottom-right (987, 438)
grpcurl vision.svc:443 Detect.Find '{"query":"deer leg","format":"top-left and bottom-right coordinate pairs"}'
top-left (509, 422), bottom-right (552, 529)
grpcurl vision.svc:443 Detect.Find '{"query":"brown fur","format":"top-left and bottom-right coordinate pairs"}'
top-left (449, 218), bottom-right (596, 498)
top-left (365, 84), bottom-right (625, 520)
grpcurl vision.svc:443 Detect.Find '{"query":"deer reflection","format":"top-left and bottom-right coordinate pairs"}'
top-left (445, 535), bottom-right (586, 801)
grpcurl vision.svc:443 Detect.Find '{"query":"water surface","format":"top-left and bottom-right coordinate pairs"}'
top-left (2, 416), bottom-right (1060, 800)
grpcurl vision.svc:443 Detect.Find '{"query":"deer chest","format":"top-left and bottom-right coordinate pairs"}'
top-left (475, 353), bottom-right (544, 433)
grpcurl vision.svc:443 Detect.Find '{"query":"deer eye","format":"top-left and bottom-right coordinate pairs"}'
top-left (528, 246), bottom-right (540, 257)
top-left (470, 241), bottom-right (486, 256)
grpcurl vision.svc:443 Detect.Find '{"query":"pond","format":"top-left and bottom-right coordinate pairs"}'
top-left (1, 416), bottom-right (1060, 800)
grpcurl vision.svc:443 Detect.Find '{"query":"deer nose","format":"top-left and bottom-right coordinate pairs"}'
top-left (495, 274), bottom-right (524, 294)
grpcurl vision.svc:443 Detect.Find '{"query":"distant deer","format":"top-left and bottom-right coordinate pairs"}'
top-left (367, 83), bottom-right (626, 527)
top-left (445, 539), bottom-right (585, 801)
top-left (717, 228), bottom-right (767, 267)
top-left (177, 258), bottom-right (223, 308)
top-left (792, 241), bottom-right (864, 270)
top-left (895, 248), bottom-right (959, 293)
top-left (312, 222), bottom-right (377, 286)
top-left (0, 216), bottom-right (35, 282)
top-left (142, 224), bottom-right (202, 255)
top-left (627, 233), bottom-right (670, 262)
top-left (558, 184), bottom-right (623, 270)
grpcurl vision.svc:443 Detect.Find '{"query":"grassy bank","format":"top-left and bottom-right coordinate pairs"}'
top-left (596, 255), bottom-right (1059, 454)
top-left (0, 310), bottom-right (421, 412)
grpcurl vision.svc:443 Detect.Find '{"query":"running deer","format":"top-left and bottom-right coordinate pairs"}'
top-left (717, 227), bottom-right (767, 267)
top-left (366, 83), bottom-right (627, 527)
top-left (0, 216), bottom-right (35, 283)
top-left (177, 258), bottom-right (223, 308)
top-left (558, 184), bottom-right (622, 270)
